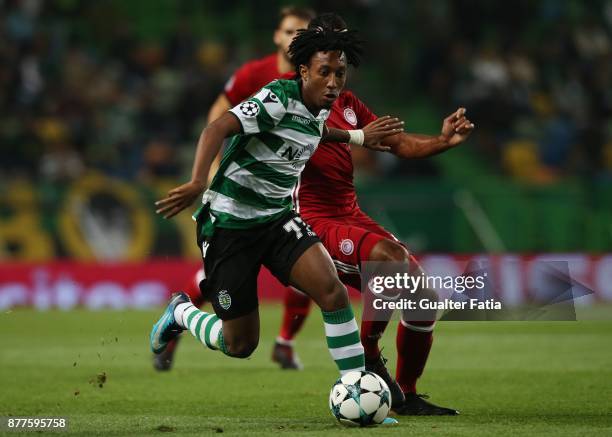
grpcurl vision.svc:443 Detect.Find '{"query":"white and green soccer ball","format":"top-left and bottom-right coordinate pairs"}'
top-left (329, 370), bottom-right (391, 427)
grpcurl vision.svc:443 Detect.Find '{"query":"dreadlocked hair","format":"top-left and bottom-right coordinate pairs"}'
top-left (288, 25), bottom-right (364, 74)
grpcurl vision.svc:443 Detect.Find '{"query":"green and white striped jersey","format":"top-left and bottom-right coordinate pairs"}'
top-left (194, 79), bottom-right (330, 237)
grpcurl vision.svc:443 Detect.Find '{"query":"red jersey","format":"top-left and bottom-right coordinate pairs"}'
top-left (294, 91), bottom-right (377, 219)
top-left (224, 54), bottom-right (281, 106)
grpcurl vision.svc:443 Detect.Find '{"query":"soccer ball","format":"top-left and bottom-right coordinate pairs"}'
top-left (329, 370), bottom-right (391, 427)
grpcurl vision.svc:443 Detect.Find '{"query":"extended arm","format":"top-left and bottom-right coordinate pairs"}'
top-left (322, 116), bottom-right (405, 151)
top-left (207, 94), bottom-right (232, 125)
top-left (204, 94), bottom-right (233, 184)
top-left (384, 108), bottom-right (474, 159)
top-left (155, 113), bottom-right (241, 218)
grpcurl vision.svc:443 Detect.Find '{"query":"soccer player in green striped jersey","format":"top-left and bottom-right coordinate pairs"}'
top-left (150, 25), bottom-right (403, 375)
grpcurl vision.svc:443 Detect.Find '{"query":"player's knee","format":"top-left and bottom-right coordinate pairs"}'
top-left (403, 287), bottom-right (439, 324)
top-left (369, 239), bottom-right (409, 263)
top-left (319, 279), bottom-right (349, 312)
top-left (226, 338), bottom-right (259, 358)
top-left (418, 287), bottom-right (439, 302)
top-left (399, 318), bottom-right (436, 332)
top-left (222, 330), bottom-right (259, 358)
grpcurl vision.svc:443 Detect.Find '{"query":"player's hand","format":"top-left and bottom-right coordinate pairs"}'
top-left (362, 116), bottom-right (404, 151)
top-left (155, 180), bottom-right (206, 219)
top-left (441, 107), bottom-right (475, 146)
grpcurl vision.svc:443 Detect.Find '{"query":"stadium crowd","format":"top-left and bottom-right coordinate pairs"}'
top-left (1, 0), bottom-right (611, 184)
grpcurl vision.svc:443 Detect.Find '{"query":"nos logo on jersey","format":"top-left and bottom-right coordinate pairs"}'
top-left (218, 290), bottom-right (232, 310)
top-left (343, 108), bottom-right (357, 126)
top-left (281, 143), bottom-right (315, 168)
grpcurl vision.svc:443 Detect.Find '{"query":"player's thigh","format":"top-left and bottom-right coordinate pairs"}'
top-left (307, 219), bottom-right (396, 296)
top-left (262, 212), bottom-right (347, 311)
top-left (310, 219), bottom-right (382, 273)
top-left (201, 227), bottom-right (263, 323)
top-left (347, 213), bottom-right (424, 270)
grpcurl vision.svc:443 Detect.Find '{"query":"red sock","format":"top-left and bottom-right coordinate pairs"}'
top-left (278, 287), bottom-right (311, 342)
top-left (396, 320), bottom-right (434, 394)
top-left (360, 320), bottom-right (390, 361)
top-left (183, 268), bottom-right (206, 307)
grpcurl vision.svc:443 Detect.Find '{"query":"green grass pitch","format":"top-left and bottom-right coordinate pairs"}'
top-left (1, 305), bottom-right (611, 436)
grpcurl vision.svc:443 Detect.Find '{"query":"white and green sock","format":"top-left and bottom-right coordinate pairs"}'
top-left (174, 303), bottom-right (227, 353)
top-left (322, 306), bottom-right (365, 375)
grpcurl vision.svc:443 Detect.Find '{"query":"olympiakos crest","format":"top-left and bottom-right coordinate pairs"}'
top-left (218, 290), bottom-right (232, 310)
top-left (343, 108), bottom-right (357, 126)
top-left (340, 239), bottom-right (354, 255)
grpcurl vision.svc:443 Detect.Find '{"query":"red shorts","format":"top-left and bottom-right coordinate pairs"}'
top-left (304, 209), bottom-right (418, 289)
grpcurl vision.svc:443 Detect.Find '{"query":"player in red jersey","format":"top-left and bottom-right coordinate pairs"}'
top-left (271, 14), bottom-right (474, 415)
top-left (279, 94), bottom-right (472, 416)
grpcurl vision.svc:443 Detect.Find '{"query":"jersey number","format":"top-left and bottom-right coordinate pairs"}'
top-left (283, 217), bottom-right (306, 239)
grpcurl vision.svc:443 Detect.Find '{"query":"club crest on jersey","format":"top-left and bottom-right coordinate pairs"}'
top-left (340, 239), bottom-right (354, 255)
top-left (343, 108), bottom-right (357, 126)
top-left (218, 290), bottom-right (232, 310)
top-left (239, 101), bottom-right (259, 117)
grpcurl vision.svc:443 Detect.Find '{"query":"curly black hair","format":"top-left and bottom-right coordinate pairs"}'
top-left (288, 15), bottom-right (364, 73)
top-left (308, 12), bottom-right (347, 31)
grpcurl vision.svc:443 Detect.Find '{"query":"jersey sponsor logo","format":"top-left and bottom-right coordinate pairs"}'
top-left (280, 143), bottom-right (317, 168)
top-left (291, 114), bottom-right (315, 126)
top-left (343, 108), bottom-right (357, 126)
top-left (302, 143), bottom-right (316, 156)
top-left (340, 238), bottom-right (354, 255)
top-left (218, 290), bottom-right (232, 310)
top-left (281, 146), bottom-right (298, 161)
top-left (291, 144), bottom-right (315, 168)
top-left (239, 101), bottom-right (259, 117)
